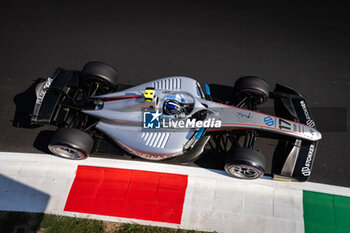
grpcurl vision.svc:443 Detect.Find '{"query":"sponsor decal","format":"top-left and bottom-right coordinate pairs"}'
top-left (264, 116), bottom-right (274, 126)
top-left (162, 118), bottom-right (221, 128)
top-left (301, 144), bottom-right (315, 176)
top-left (300, 100), bottom-right (315, 127)
top-left (36, 77), bottom-right (53, 105)
top-left (143, 110), bottom-right (221, 129)
top-left (143, 111), bottom-right (161, 129)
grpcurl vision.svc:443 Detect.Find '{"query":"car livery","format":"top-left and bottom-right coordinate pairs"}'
top-left (31, 61), bottom-right (321, 181)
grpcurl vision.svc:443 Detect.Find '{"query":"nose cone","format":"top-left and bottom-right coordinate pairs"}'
top-left (315, 130), bottom-right (322, 141)
top-left (309, 127), bottom-right (322, 141)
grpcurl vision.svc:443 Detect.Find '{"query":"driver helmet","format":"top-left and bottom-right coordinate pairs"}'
top-left (163, 99), bottom-right (183, 115)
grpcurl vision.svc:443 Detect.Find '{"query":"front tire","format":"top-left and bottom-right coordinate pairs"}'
top-left (234, 76), bottom-right (270, 105)
top-left (225, 148), bottom-right (266, 180)
top-left (48, 128), bottom-right (94, 160)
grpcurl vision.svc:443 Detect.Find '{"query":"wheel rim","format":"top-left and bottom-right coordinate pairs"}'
top-left (48, 144), bottom-right (87, 160)
top-left (226, 164), bottom-right (261, 179)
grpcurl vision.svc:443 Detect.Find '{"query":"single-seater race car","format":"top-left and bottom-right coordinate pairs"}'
top-left (31, 61), bottom-right (321, 181)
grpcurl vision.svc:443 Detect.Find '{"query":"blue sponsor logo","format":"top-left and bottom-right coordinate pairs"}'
top-left (264, 116), bottom-right (274, 126)
top-left (143, 111), bottom-right (161, 129)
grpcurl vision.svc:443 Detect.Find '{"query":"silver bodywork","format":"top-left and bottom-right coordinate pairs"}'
top-left (82, 76), bottom-right (322, 160)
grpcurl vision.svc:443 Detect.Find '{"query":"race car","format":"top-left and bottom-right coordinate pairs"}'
top-left (31, 61), bottom-right (321, 181)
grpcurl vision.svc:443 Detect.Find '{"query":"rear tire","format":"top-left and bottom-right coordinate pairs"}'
top-left (48, 128), bottom-right (94, 160)
top-left (80, 61), bottom-right (119, 94)
top-left (234, 76), bottom-right (270, 105)
top-left (225, 148), bottom-right (266, 179)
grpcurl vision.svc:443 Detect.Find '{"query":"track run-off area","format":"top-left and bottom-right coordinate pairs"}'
top-left (1, 152), bottom-right (350, 233)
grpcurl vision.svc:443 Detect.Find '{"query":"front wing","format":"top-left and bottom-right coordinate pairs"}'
top-left (272, 84), bottom-right (320, 181)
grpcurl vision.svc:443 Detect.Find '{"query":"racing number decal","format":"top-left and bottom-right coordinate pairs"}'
top-left (265, 117), bottom-right (303, 133)
top-left (278, 119), bottom-right (291, 130)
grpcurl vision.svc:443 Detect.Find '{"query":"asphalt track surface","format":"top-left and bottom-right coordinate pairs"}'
top-left (0, 1), bottom-right (349, 187)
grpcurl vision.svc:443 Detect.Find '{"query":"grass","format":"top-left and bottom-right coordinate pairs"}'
top-left (0, 211), bottom-right (209, 233)
top-left (113, 223), bottom-right (205, 233)
top-left (40, 214), bottom-right (105, 233)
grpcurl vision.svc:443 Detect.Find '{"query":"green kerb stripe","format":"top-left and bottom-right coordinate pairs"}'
top-left (303, 190), bottom-right (350, 233)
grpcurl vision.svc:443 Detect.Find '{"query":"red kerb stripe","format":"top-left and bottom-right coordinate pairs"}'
top-left (64, 165), bottom-right (188, 224)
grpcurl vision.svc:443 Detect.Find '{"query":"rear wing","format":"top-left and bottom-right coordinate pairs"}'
top-left (271, 84), bottom-right (319, 182)
top-left (31, 68), bottom-right (79, 125)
